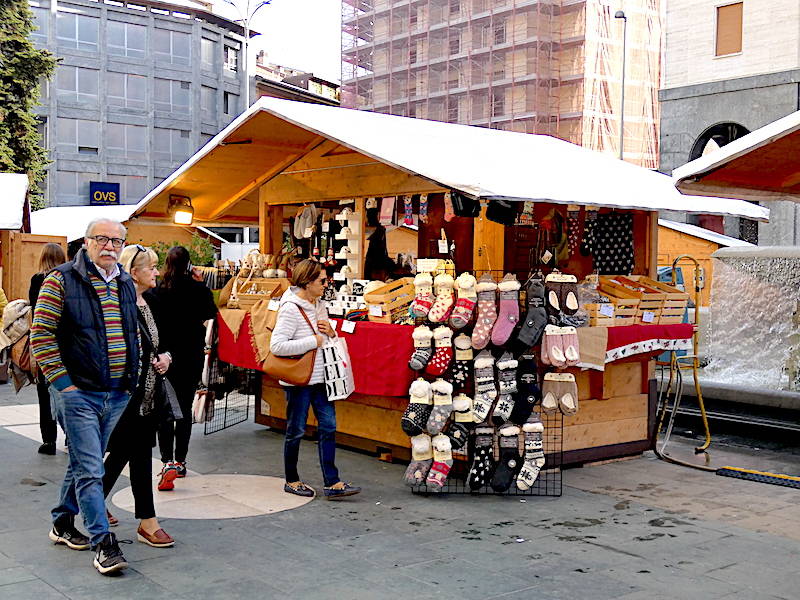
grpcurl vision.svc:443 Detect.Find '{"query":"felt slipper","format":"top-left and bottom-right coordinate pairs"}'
top-left (545, 281), bottom-right (561, 317)
top-left (560, 281), bottom-right (580, 316)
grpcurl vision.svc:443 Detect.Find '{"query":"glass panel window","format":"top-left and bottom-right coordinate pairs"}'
top-left (224, 46), bottom-right (238, 73)
top-left (31, 7), bottom-right (48, 42)
top-left (201, 38), bottom-right (216, 69)
top-left (56, 171), bottom-right (99, 205)
top-left (153, 29), bottom-right (191, 65)
top-left (153, 128), bottom-right (191, 163)
top-left (56, 66), bottom-right (99, 106)
top-left (201, 86), bottom-right (216, 115)
top-left (107, 72), bottom-right (146, 110)
top-left (56, 118), bottom-right (99, 153)
top-left (57, 12), bottom-right (99, 51)
top-left (223, 91), bottom-right (239, 115)
top-left (154, 78), bottom-right (190, 113)
top-left (106, 123), bottom-right (146, 159)
top-left (108, 21), bottom-right (146, 59)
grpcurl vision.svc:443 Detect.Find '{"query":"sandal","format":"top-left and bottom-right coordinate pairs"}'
top-left (284, 481), bottom-right (315, 497)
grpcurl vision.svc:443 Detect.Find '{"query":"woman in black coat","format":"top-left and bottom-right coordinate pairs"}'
top-left (154, 246), bottom-right (217, 485)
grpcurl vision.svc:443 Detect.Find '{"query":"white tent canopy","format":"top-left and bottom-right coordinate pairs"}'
top-left (658, 219), bottom-right (754, 247)
top-left (30, 205), bottom-right (138, 241)
top-left (0, 173), bottom-right (28, 230)
top-left (133, 97), bottom-right (769, 222)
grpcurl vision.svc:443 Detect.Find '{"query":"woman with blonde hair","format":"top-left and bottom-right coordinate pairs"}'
top-left (102, 244), bottom-right (175, 547)
top-left (29, 242), bottom-right (67, 455)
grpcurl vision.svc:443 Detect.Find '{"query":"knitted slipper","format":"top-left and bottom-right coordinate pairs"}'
top-left (517, 278), bottom-right (547, 347)
top-left (408, 326), bottom-right (434, 371)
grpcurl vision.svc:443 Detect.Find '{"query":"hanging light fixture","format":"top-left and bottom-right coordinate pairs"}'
top-left (168, 194), bottom-right (194, 225)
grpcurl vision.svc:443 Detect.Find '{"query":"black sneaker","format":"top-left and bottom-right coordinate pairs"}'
top-left (323, 482), bottom-right (361, 500)
top-left (38, 442), bottom-right (56, 455)
top-left (93, 532), bottom-right (128, 575)
top-left (49, 516), bottom-right (90, 550)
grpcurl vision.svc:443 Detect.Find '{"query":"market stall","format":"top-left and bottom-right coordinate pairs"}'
top-left (131, 97), bottom-right (768, 494)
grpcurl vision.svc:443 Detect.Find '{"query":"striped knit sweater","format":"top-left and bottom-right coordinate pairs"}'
top-left (31, 270), bottom-right (128, 390)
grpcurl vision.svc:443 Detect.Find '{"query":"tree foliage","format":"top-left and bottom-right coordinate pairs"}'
top-left (0, 1), bottom-right (57, 208)
top-left (151, 233), bottom-right (217, 267)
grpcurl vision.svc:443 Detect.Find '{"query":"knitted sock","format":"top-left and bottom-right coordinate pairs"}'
top-left (545, 281), bottom-right (561, 319)
top-left (472, 392), bottom-right (495, 424)
top-left (541, 377), bottom-right (559, 414)
top-left (452, 393), bottom-right (474, 424)
top-left (403, 195), bottom-right (414, 225)
top-left (426, 434), bottom-right (453, 490)
top-left (445, 421), bottom-right (469, 450)
top-left (562, 327), bottom-right (580, 367)
top-left (425, 326), bottom-right (453, 377)
top-left (471, 274), bottom-right (498, 349)
top-left (517, 277), bottom-right (547, 347)
top-left (492, 352), bottom-right (518, 425)
top-left (401, 379), bottom-right (433, 436)
top-left (403, 433), bottom-right (433, 486)
top-left (426, 379), bottom-right (453, 435)
top-left (558, 378), bottom-right (579, 415)
top-left (516, 414), bottom-right (545, 490)
top-left (410, 272), bottom-right (434, 318)
top-left (408, 325), bottom-right (434, 371)
top-left (450, 272), bottom-right (477, 329)
top-left (567, 209), bottom-right (581, 256)
top-left (467, 425), bottom-right (496, 491)
top-left (510, 355), bottom-right (540, 425)
top-left (580, 210), bottom-right (597, 256)
top-left (449, 334), bottom-right (473, 391)
top-left (473, 350), bottom-right (496, 399)
top-left (419, 193), bottom-right (429, 224)
top-left (427, 273), bottom-right (455, 324)
top-left (491, 425), bottom-right (522, 493)
top-left (490, 274), bottom-right (521, 346)
top-left (443, 191), bottom-right (455, 222)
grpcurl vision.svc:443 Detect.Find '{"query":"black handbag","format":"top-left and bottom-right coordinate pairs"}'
top-left (155, 375), bottom-right (183, 425)
top-left (485, 199), bottom-right (518, 225)
top-left (451, 191), bottom-right (482, 218)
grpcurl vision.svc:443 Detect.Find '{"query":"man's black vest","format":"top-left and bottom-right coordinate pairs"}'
top-left (54, 249), bottom-right (139, 392)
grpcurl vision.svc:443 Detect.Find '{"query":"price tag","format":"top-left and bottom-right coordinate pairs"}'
top-left (328, 304), bottom-right (343, 316)
top-left (369, 305), bottom-right (383, 317)
top-left (341, 320), bottom-right (356, 334)
top-left (599, 304), bottom-right (614, 317)
top-left (417, 259), bottom-right (439, 272)
top-left (541, 250), bottom-right (553, 263)
top-left (333, 272), bottom-right (345, 281)
top-left (329, 319), bottom-right (338, 330)
top-left (322, 222), bottom-right (330, 233)
top-left (303, 227), bottom-right (314, 238)
top-left (438, 239), bottom-right (448, 254)
top-left (267, 299), bottom-right (280, 312)
top-left (642, 311), bottom-right (655, 323)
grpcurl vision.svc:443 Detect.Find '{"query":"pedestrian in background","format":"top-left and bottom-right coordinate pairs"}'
top-left (154, 246), bottom-right (216, 488)
top-left (30, 218), bottom-right (139, 575)
top-left (29, 243), bottom-right (67, 455)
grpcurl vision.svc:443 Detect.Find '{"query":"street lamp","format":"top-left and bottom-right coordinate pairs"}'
top-left (615, 9), bottom-right (627, 161)
top-left (222, 0), bottom-right (272, 108)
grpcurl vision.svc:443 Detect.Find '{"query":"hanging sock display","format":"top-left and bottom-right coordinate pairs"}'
top-left (410, 272), bottom-right (434, 318)
top-left (467, 424), bottom-right (497, 491)
top-left (567, 206), bottom-right (581, 256)
top-left (491, 425), bottom-right (523, 493)
top-left (427, 273), bottom-right (455, 323)
top-left (517, 277), bottom-right (547, 347)
top-left (419, 193), bottom-right (429, 224)
top-left (403, 195), bottom-right (414, 225)
top-left (425, 434), bottom-right (453, 491)
top-left (448, 334), bottom-right (473, 390)
top-left (401, 378), bottom-right (433, 436)
top-left (425, 378), bottom-right (454, 435)
top-left (492, 352), bottom-right (518, 425)
top-left (471, 274), bottom-right (498, 349)
top-left (491, 273), bottom-right (521, 346)
top-left (403, 434), bottom-right (433, 486)
top-left (425, 326), bottom-right (454, 377)
top-left (408, 325), bottom-right (434, 371)
top-left (443, 191), bottom-right (455, 222)
top-left (516, 413), bottom-right (545, 491)
top-left (509, 354), bottom-right (540, 425)
top-left (450, 272), bottom-right (477, 329)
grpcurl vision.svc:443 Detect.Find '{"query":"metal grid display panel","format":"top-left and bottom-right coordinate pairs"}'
top-left (412, 408), bottom-right (563, 497)
top-left (203, 359), bottom-right (256, 435)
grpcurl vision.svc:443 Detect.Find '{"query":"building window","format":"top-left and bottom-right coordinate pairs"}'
top-left (201, 38), bottom-right (216, 69)
top-left (223, 91), bottom-right (239, 115)
top-left (107, 21), bottom-right (146, 59)
top-left (56, 171), bottom-right (99, 205)
top-left (154, 78), bottom-right (191, 113)
top-left (716, 3), bottom-right (743, 56)
top-left (224, 46), bottom-right (239, 73)
top-left (56, 66), bottom-right (99, 106)
top-left (56, 12), bottom-right (99, 51)
top-left (201, 85), bottom-right (217, 116)
top-left (154, 29), bottom-right (191, 65)
top-left (30, 7), bottom-right (48, 43)
top-left (106, 174), bottom-right (150, 204)
top-left (449, 35), bottom-right (460, 55)
top-left (447, 97), bottom-right (459, 121)
top-left (494, 19), bottom-right (507, 45)
top-left (56, 118), bottom-right (99, 154)
top-left (107, 123), bottom-right (147, 159)
top-left (154, 127), bottom-right (191, 163)
top-left (449, 0), bottom-right (461, 16)
top-left (491, 91), bottom-right (504, 117)
top-left (107, 72), bottom-right (146, 110)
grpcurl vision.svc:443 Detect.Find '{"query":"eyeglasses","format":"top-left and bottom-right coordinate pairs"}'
top-left (88, 235), bottom-right (126, 249)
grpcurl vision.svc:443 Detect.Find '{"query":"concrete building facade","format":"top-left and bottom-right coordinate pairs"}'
top-left (659, 0), bottom-right (800, 245)
top-left (30, 0), bottom-right (247, 207)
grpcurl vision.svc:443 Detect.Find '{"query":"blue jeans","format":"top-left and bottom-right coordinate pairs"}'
top-left (50, 387), bottom-right (129, 546)
top-left (284, 384), bottom-right (339, 487)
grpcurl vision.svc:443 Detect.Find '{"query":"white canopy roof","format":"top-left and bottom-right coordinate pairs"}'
top-left (133, 97), bottom-right (769, 222)
top-left (0, 173), bottom-right (28, 230)
top-left (31, 205), bottom-right (138, 241)
top-left (658, 219), bottom-right (754, 247)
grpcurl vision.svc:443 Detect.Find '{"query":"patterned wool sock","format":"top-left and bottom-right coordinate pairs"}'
top-left (426, 379), bottom-right (454, 435)
top-left (408, 325), bottom-right (434, 371)
top-left (517, 277), bottom-right (547, 347)
top-left (580, 210), bottom-right (597, 256)
top-left (452, 393), bottom-right (473, 424)
top-left (473, 350), bottom-right (496, 399)
top-left (467, 424), bottom-right (496, 491)
top-left (516, 413), bottom-right (545, 490)
top-left (450, 272), bottom-right (477, 329)
top-left (425, 326), bottom-right (454, 377)
top-left (448, 334), bottom-right (473, 391)
top-left (445, 421), bottom-right (469, 450)
top-left (509, 355), bottom-right (540, 425)
top-left (427, 273), bottom-right (455, 324)
top-left (472, 392), bottom-right (495, 424)
top-left (491, 425), bottom-right (523, 492)
top-left (471, 274), bottom-right (498, 349)
top-left (403, 195), bottom-right (414, 225)
top-left (410, 272), bottom-right (434, 318)
top-left (419, 193), bottom-right (429, 224)
top-left (443, 191), bottom-right (455, 222)
top-left (567, 209), bottom-right (581, 256)
top-left (403, 433), bottom-right (433, 486)
top-left (562, 326), bottom-right (580, 367)
top-left (491, 274), bottom-right (521, 346)
top-left (401, 379), bottom-right (433, 436)
top-left (426, 434), bottom-right (453, 491)
top-left (492, 352), bottom-right (518, 425)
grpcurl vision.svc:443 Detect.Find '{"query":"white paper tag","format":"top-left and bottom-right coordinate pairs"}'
top-left (599, 304), bottom-right (614, 317)
top-left (369, 305), bottom-right (383, 317)
top-left (642, 311), bottom-right (656, 323)
top-left (303, 227), bottom-right (313, 238)
top-left (438, 239), bottom-right (448, 254)
top-left (267, 299), bottom-right (280, 311)
top-left (333, 272), bottom-right (345, 281)
top-left (328, 305), bottom-right (343, 316)
top-left (341, 320), bottom-right (356, 334)
top-left (417, 258), bottom-right (439, 272)
top-left (322, 222), bottom-right (330, 232)
top-left (329, 319), bottom-right (338, 330)
top-left (541, 250), bottom-right (553, 263)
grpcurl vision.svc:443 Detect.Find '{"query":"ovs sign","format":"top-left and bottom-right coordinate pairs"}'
top-left (89, 182), bottom-right (121, 206)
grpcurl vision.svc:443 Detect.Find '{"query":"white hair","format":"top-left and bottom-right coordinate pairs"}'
top-left (85, 218), bottom-right (127, 239)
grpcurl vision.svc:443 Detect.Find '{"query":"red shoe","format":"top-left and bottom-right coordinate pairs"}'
top-left (173, 461), bottom-right (187, 478)
top-left (157, 465), bottom-right (178, 491)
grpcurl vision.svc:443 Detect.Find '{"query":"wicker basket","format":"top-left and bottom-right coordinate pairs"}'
top-left (363, 277), bottom-right (415, 323)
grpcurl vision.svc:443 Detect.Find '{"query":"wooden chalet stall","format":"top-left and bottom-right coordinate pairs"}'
top-left (132, 97), bottom-right (769, 467)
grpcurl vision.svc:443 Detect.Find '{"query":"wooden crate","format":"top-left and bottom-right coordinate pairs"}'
top-left (590, 283), bottom-right (640, 326)
top-left (235, 278), bottom-right (287, 310)
top-left (363, 277), bottom-right (415, 323)
top-left (627, 276), bottom-right (689, 324)
top-left (601, 276), bottom-right (665, 325)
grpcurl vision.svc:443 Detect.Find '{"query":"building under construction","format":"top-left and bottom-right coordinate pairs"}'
top-left (341, 0), bottom-right (661, 168)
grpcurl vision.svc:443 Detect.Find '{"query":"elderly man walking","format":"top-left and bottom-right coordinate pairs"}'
top-left (31, 218), bottom-right (139, 575)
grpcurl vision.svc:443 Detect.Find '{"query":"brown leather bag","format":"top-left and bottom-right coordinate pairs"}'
top-left (262, 305), bottom-right (317, 386)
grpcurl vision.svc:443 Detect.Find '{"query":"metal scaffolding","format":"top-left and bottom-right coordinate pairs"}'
top-left (341, 0), bottom-right (661, 168)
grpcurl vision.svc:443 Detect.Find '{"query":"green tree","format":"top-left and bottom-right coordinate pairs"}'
top-left (151, 234), bottom-right (216, 267)
top-left (0, 1), bottom-right (57, 211)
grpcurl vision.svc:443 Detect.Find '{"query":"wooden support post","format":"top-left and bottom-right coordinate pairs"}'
top-left (258, 186), bottom-right (284, 256)
top-left (472, 205), bottom-right (504, 276)
top-left (355, 197), bottom-right (366, 278)
top-left (647, 211), bottom-right (658, 278)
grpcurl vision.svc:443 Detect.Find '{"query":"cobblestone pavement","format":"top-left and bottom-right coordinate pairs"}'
top-left (0, 383), bottom-right (797, 599)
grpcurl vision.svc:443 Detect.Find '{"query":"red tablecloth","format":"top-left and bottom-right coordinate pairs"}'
top-left (606, 323), bottom-right (693, 362)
